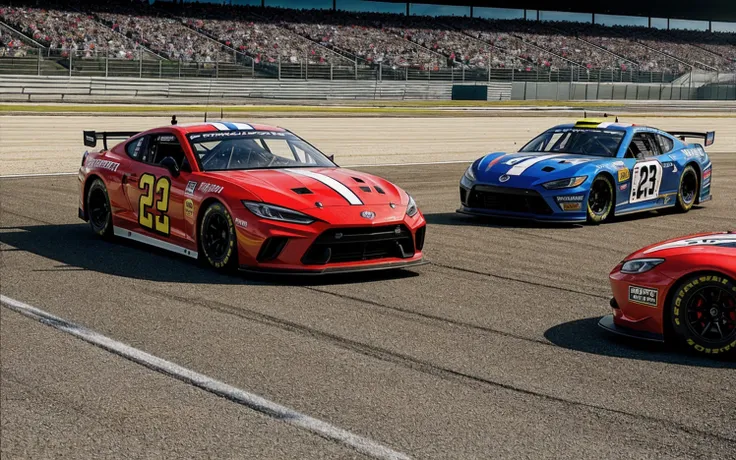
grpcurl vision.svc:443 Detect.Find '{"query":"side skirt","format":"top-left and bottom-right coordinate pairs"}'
top-left (113, 226), bottom-right (198, 259)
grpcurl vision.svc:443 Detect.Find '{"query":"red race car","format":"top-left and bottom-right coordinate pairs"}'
top-left (600, 232), bottom-right (736, 357)
top-left (78, 120), bottom-right (426, 274)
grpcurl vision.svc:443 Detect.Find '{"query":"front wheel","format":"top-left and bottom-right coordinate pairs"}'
top-left (670, 274), bottom-right (736, 357)
top-left (675, 165), bottom-right (698, 213)
top-left (86, 178), bottom-right (112, 238)
top-left (586, 175), bottom-right (614, 225)
top-left (199, 202), bottom-right (238, 271)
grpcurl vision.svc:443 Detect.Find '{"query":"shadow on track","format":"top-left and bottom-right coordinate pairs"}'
top-left (0, 223), bottom-right (421, 286)
top-left (545, 317), bottom-right (735, 368)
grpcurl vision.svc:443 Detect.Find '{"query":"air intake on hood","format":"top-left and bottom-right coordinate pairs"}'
top-left (292, 187), bottom-right (313, 195)
top-left (359, 186), bottom-right (371, 192)
top-left (352, 177), bottom-right (365, 183)
top-left (375, 186), bottom-right (386, 195)
top-left (542, 166), bottom-right (555, 172)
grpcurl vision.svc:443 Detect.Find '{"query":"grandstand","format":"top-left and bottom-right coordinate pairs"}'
top-left (0, 1), bottom-right (734, 82)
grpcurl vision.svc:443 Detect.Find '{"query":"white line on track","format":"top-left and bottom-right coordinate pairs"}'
top-left (0, 160), bottom-right (472, 178)
top-left (0, 294), bottom-right (410, 460)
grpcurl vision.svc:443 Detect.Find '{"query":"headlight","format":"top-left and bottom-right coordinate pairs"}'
top-left (406, 194), bottom-right (418, 217)
top-left (242, 200), bottom-right (315, 224)
top-left (620, 258), bottom-right (665, 274)
top-left (463, 165), bottom-right (476, 182)
top-left (542, 176), bottom-right (587, 190)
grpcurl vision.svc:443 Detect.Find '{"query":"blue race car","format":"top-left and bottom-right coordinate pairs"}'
top-left (458, 119), bottom-right (714, 224)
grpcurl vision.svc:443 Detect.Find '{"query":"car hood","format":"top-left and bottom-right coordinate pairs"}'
top-left (207, 167), bottom-right (407, 211)
top-left (475, 152), bottom-right (611, 186)
top-left (630, 232), bottom-right (736, 258)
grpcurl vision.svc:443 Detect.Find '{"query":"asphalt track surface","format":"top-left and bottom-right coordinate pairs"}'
top-left (2, 150), bottom-right (735, 458)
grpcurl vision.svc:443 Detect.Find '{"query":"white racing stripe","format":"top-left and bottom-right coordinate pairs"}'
top-left (505, 154), bottom-right (564, 176)
top-left (0, 294), bottom-right (411, 460)
top-left (232, 122), bottom-right (254, 130)
top-left (643, 234), bottom-right (736, 254)
top-left (285, 169), bottom-right (363, 205)
top-left (209, 122), bottom-right (229, 131)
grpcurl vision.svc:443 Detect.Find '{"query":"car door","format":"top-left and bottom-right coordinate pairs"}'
top-left (625, 132), bottom-right (665, 207)
top-left (122, 131), bottom-right (194, 251)
top-left (653, 133), bottom-right (680, 197)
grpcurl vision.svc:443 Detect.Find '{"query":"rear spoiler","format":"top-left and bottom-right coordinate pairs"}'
top-left (667, 131), bottom-right (715, 147)
top-left (83, 130), bottom-right (138, 149)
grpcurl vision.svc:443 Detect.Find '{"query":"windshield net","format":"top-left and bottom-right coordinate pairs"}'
top-left (520, 128), bottom-right (624, 158)
top-left (188, 131), bottom-right (334, 171)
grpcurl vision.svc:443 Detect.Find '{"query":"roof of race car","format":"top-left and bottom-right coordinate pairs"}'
top-left (549, 119), bottom-right (644, 132)
top-left (172, 121), bottom-right (286, 134)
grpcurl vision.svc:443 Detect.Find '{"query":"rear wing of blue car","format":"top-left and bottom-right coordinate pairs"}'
top-left (667, 131), bottom-right (715, 147)
top-left (83, 130), bottom-right (138, 150)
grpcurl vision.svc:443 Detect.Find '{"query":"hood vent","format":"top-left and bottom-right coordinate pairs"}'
top-left (292, 187), bottom-right (313, 195)
top-left (542, 166), bottom-right (555, 172)
top-left (352, 177), bottom-right (365, 183)
top-left (375, 186), bottom-right (386, 195)
top-left (359, 186), bottom-right (371, 192)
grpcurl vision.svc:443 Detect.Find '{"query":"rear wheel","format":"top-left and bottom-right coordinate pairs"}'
top-left (86, 178), bottom-right (112, 238)
top-left (670, 274), bottom-right (736, 357)
top-left (586, 175), bottom-right (614, 225)
top-left (199, 202), bottom-right (238, 271)
top-left (675, 165), bottom-right (698, 213)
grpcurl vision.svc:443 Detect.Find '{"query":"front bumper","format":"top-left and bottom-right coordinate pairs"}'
top-left (598, 313), bottom-right (665, 342)
top-left (239, 257), bottom-right (428, 275)
top-left (606, 265), bottom-right (675, 337)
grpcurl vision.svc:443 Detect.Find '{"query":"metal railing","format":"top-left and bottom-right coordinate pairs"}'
top-left (0, 48), bottom-right (713, 85)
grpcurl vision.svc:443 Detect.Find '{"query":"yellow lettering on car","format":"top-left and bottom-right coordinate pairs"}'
top-left (138, 173), bottom-right (171, 236)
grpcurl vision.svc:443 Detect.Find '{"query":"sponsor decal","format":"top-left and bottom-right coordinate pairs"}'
top-left (84, 134), bottom-right (95, 144)
top-left (360, 210), bottom-right (376, 220)
top-left (617, 168), bottom-right (631, 183)
top-left (184, 199), bottom-right (194, 217)
top-left (555, 195), bottom-right (584, 202)
top-left (234, 217), bottom-right (248, 228)
top-left (86, 159), bottom-right (120, 172)
top-left (662, 162), bottom-right (673, 169)
top-left (196, 130), bottom-right (284, 140)
top-left (703, 168), bottom-right (712, 180)
top-left (682, 147), bottom-right (705, 159)
top-left (185, 181), bottom-right (197, 196)
top-left (198, 182), bottom-right (224, 194)
top-left (560, 202), bottom-right (582, 211)
top-left (630, 160), bottom-right (663, 204)
top-left (158, 134), bottom-right (176, 142)
top-left (619, 183), bottom-right (628, 191)
top-left (499, 174), bottom-right (510, 183)
top-left (612, 161), bottom-right (626, 168)
top-left (628, 285), bottom-right (658, 307)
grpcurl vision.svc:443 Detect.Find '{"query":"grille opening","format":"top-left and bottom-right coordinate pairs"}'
top-left (415, 226), bottom-right (426, 251)
top-left (292, 187), bottom-right (313, 195)
top-left (467, 185), bottom-right (553, 215)
top-left (257, 237), bottom-right (288, 262)
top-left (302, 225), bottom-right (414, 265)
top-left (459, 187), bottom-right (468, 205)
top-left (542, 166), bottom-right (555, 172)
top-left (359, 186), bottom-right (371, 192)
top-left (352, 177), bottom-right (365, 183)
top-left (375, 186), bottom-right (386, 195)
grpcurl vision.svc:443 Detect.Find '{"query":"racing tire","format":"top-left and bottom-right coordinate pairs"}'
top-left (670, 273), bottom-right (736, 358)
top-left (199, 202), bottom-right (238, 271)
top-left (86, 178), bottom-right (113, 239)
top-left (675, 165), bottom-right (698, 213)
top-left (586, 175), bottom-right (614, 225)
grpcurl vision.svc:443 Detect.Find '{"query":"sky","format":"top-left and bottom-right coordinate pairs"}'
top-left (191, 0), bottom-right (736, 32)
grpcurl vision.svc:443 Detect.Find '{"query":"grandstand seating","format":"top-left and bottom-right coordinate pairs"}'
top-left (0, 2), bottom-right (734, 76)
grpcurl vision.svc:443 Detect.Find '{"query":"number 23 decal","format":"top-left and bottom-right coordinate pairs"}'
top-left (629, 161), bottom-right (663, 204)
top-left (138, 173), bottom-right (171, 235)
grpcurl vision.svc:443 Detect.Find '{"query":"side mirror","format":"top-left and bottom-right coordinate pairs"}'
top-left (327, 154), bottom-right (335, 163)
top-left (160, 156), bottom-right (180, 177)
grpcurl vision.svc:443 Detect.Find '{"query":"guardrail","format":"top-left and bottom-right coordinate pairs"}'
top-left (0, 75), bottom-right (512, 102)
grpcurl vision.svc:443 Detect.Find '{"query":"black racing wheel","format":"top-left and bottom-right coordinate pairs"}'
top-left (86, 178), bottom-right (113, 238)
top-left (675, 165), bottom-right (698, 213)
top-left (670, 273), bottom-right (736, 357)
top-left (586, 175), bottom-right (614, 225)
top-left (199, 201), bottom-right (238, 270)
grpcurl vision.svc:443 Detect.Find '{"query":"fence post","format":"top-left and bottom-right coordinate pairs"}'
top-left (69, 52), bottom-right (72, 77)
top-left (37, 51), bottom-right (41, 76)
top-left (105, 56), bottom-right (109, 77)
top-left (159, 60), bottom-right (162, 78)
top-left (251, 58), bottom-right (254, 79)
top-left (488, 59), bottom-right (491, 82)
top-left (355, 61), bottom-right (358, 80)
top-left (305, 56), bottom-right (308, 81)
top-left (278, 58), bottom-right (281, 80)
top-left (330, 63), bottom-right (333, 81)
top-left (378, 62), bottom-right (382, 82)
top-left (139, 55), bottom-right (142, 78)
top-left (462, 65), bottom-right (465, 82)
top-left (216, 61), bottom-right (219, 79)
top-left (451, 66), bottom-right (454, 83)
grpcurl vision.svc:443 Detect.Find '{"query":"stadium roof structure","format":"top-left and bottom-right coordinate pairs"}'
top-left (377, 0), bottom-right (736, 22)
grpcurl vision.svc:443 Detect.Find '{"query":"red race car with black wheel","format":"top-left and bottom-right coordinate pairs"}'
top-left (78, 120), bottom-right (426, 274)
top-left (600, 232), bottom-right (736, 357)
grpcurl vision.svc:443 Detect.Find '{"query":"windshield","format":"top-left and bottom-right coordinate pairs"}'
top-left (188, 131), bottom-right (335, 171)
top-left (520, 128), bottom-right (624, 158)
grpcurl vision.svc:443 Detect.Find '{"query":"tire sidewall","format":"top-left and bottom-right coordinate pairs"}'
top-left (586, 175), bottom-right (613, 225)
top-left (87, 178), bottom-right (112, 237)
top-left (671, 274), bottom-right (736, 356)
top-left (199, 202), bottom-right (237, 270)
top-left (676, 165), bottom-right (698, 212)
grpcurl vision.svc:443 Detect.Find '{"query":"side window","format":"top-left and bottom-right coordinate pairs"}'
top-left (626, 133), bottom-right (660, 159)
top-left (126, 136), bottom-right (149, 162)
top-left (656, 134), bottom-right (674, 154)
top-left (149, 134), bottom-right (187, 168)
